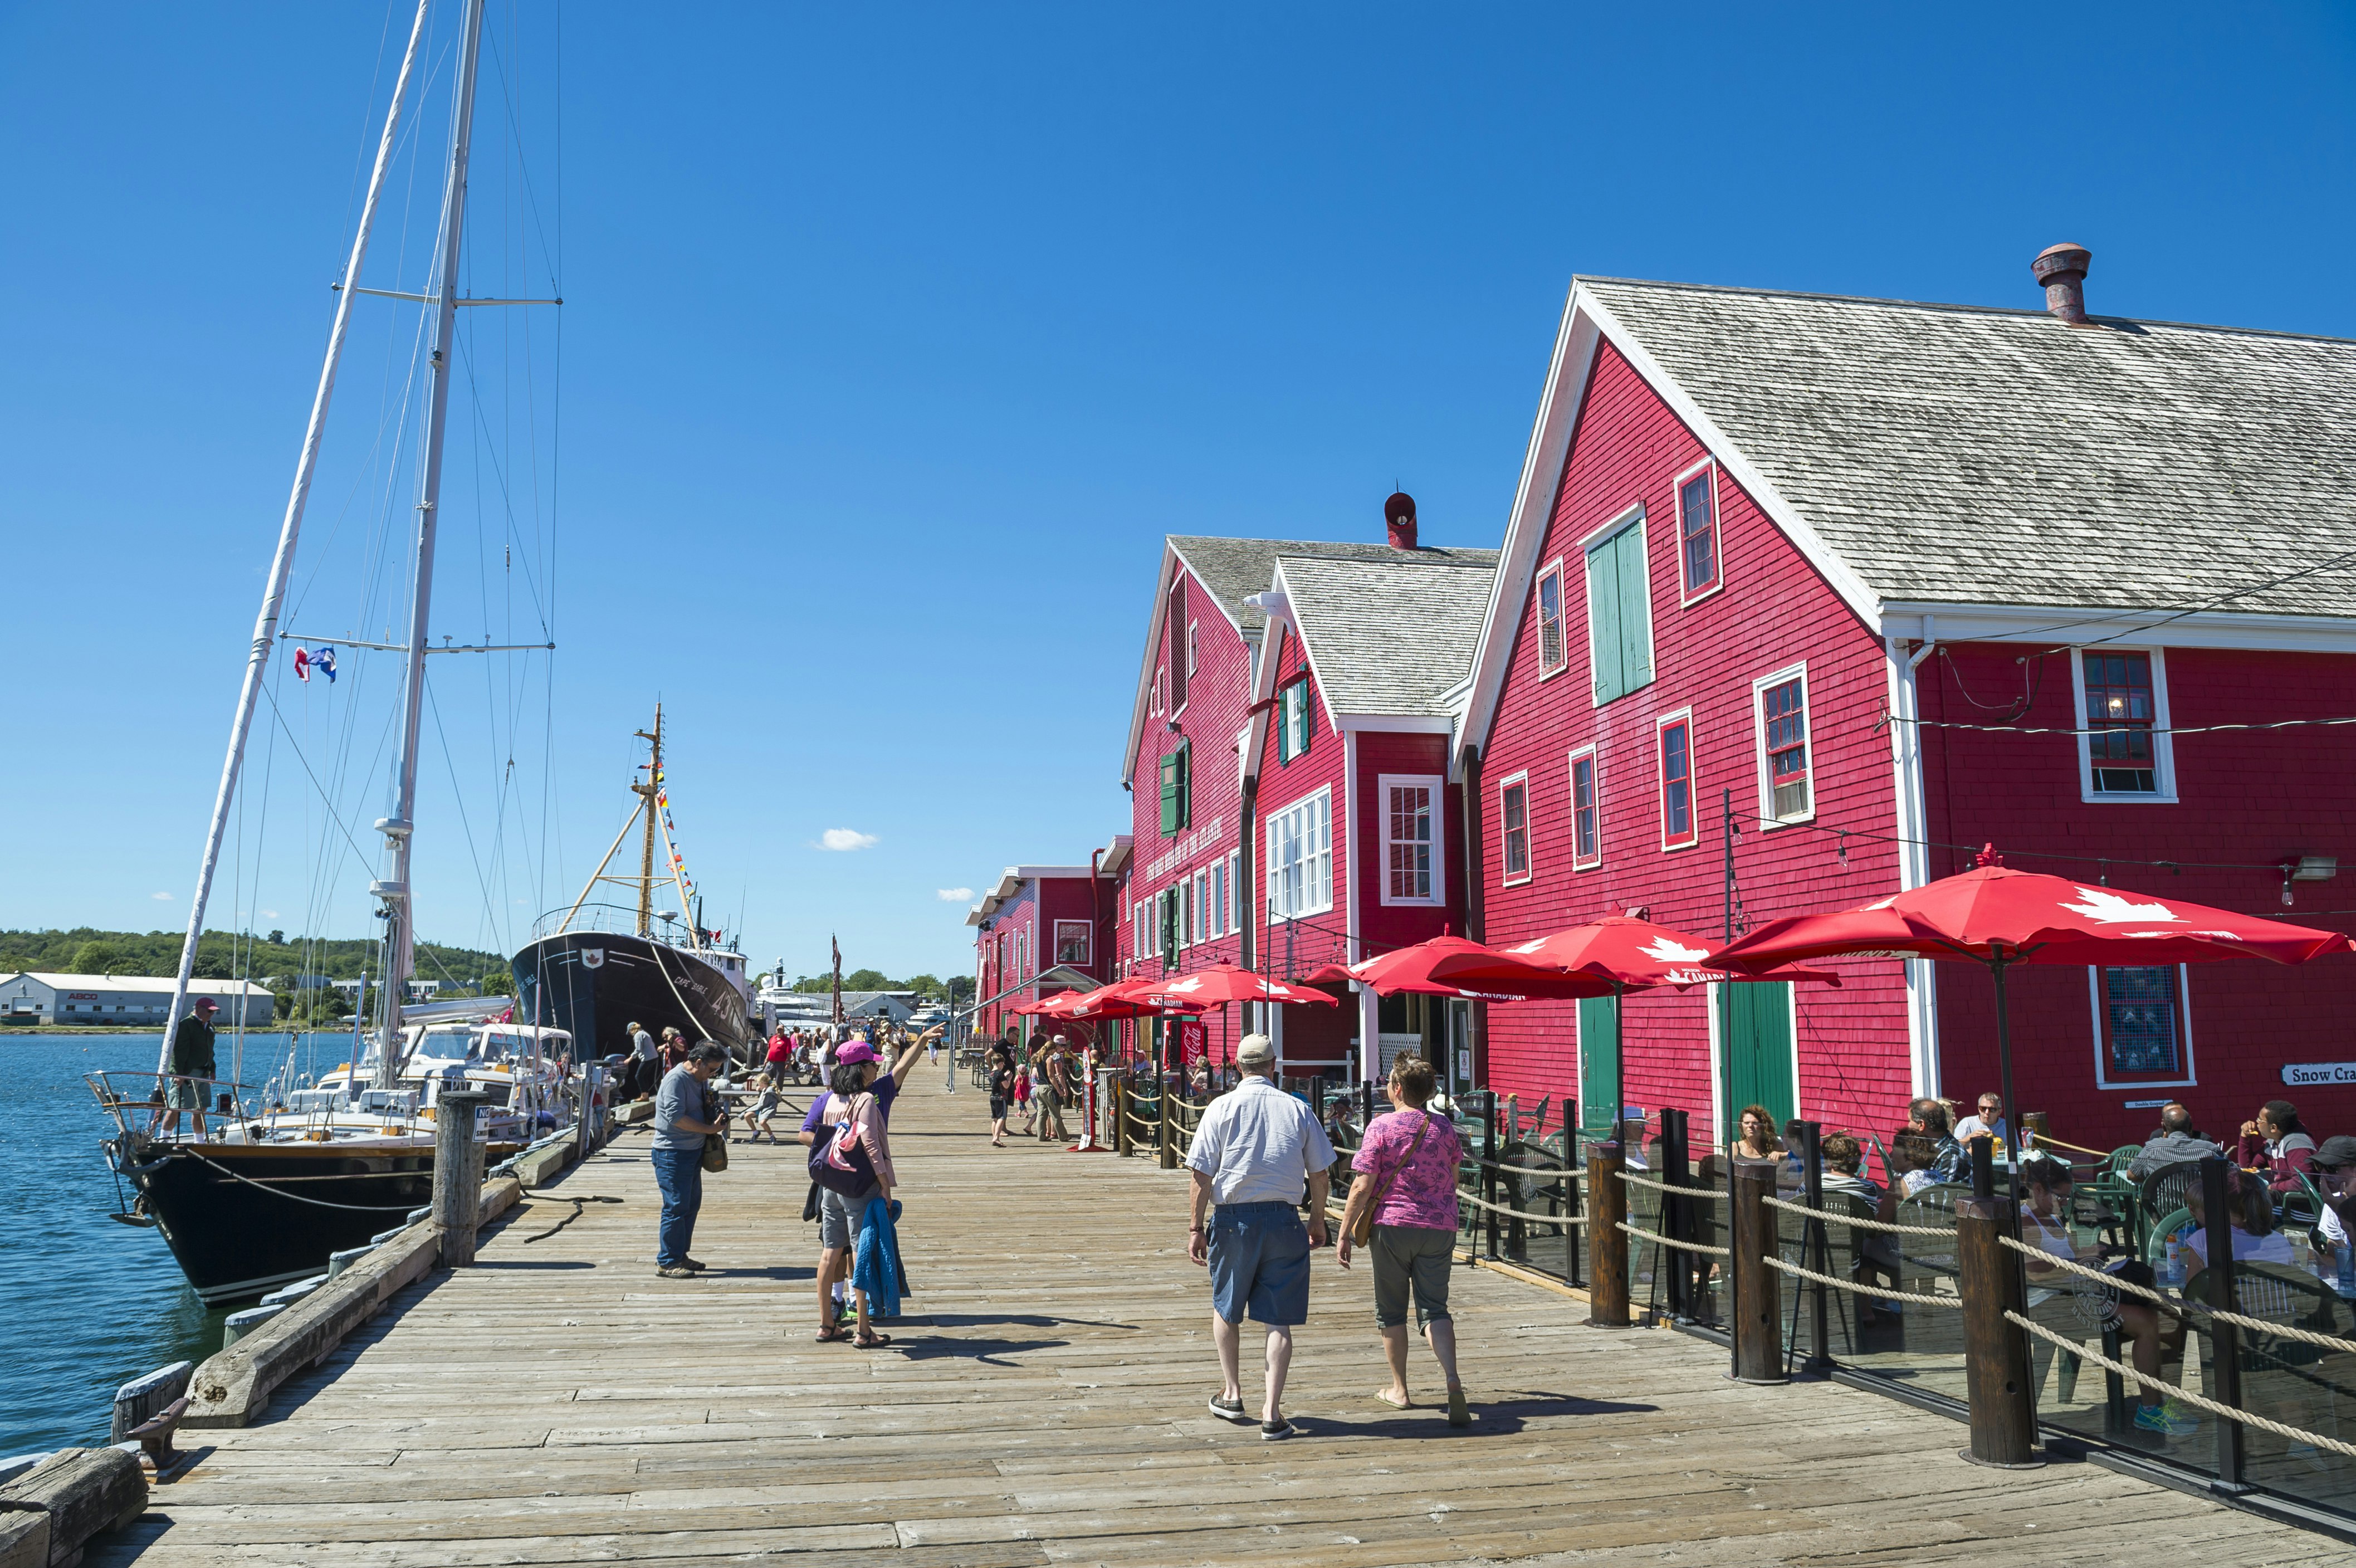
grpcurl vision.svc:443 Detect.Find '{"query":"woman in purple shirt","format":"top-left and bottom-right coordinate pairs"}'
top-left (1335, 1055), bottom-right (1470, 1425)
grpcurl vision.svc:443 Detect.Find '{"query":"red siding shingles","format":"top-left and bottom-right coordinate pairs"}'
top-left (1477, 340), bottom-right (1908, 1142)
top-left (1254, 623), bottom-right (1351, 977)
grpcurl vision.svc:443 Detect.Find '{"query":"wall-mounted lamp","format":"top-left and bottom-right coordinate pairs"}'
top-left (2280, 856), bottom-right (2337, 906)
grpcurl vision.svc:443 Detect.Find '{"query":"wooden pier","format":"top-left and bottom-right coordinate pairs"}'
top-left (99, 1074), bottom-right (2352, 1567)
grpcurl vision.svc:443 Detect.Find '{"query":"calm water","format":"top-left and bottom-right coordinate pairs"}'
top-left (0, 1032), bottom-right (324, 1453)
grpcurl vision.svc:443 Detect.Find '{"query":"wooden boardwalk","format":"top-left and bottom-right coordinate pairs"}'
top-left (101, 1072), bottom-right (2353, 1568)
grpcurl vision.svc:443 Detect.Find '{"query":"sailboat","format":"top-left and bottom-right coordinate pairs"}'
top-left (88, 0), bottom-right (580, 1305)
top-left (511, 704), bottom-right (755, 1069)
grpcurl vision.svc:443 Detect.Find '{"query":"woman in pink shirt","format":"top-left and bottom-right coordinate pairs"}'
top-left (1335, 1055), bottom-right (1470, 1425)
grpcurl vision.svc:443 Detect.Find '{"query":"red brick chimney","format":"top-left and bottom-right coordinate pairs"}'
top-left (1384, 491), bottom-right (1417, 550)
top-left (2031, 243), bottom-right (2093, 325)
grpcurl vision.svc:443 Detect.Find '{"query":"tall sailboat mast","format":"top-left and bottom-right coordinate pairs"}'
top-left (155, 0), bottom-right (434, 1074)
top-left (633, 707), bottom-right (663, 937)
top-left (376, 0), bottom-right (491, 1087)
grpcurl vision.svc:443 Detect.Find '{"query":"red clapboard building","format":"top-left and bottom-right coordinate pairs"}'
top-left (966, 846), bottom-right (1126, 1044)
top-left (1456, 248), bottom-right (2356, 1150)
top-left (1116, 518), bottom-right (1495, 1078)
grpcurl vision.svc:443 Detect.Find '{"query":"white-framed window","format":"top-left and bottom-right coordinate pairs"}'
top-left (1266, 785), bottom-right (1335, 919)
top-left (2088, 964), bottom-right (2196, 1090)
top-left (1568, 745), bottom-right (1601, 870)
top-left (1535, 558), bottom-right (1568, 679)
top-left (1228, 849), bottom-right (1244, 933)
top-left (1656, 709), bottom-right (1696, 851)
top-left (1499, 771), bottom-right (1531, 886)
top-left (1752, 662), bottom-right (1814, 825)
top-left (1674, 457), bottom-right (1722, 603)
top-left (1195, 867), bottom-right (1212, 941)
top-left (2072, 647), bottom-right (2177, 803)
top-left (1205, 861), bottom-right (1225, 939)
top-left (1277, 678), bottom-right (1313, 763)
top-left (1187, 621), bottom-right (1198, 676)
top-left (1054, 920), bottom-right (1091, 966)
top-left (1379, 773), bottom-right (1444, 906)
top-left (1131, 900), bottom-right (1146, 959)
top-left (1181, 875), bottom-right (1196, 946)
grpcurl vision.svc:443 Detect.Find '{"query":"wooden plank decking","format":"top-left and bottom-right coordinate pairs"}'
top-left (99, 1072), bottom-right (2354, 1567)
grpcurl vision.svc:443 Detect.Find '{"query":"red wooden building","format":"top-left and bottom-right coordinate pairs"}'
top-left (1456, 250), bottom-right (2356, 1150)
top-left (1115, 519), bottom-right (1495, 1080)
top-left (965, 844), bottom-right (1125, 1043)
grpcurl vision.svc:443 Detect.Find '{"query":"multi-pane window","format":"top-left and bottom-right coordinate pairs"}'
top-left (1757, 669), bottom-right (1811, 822)
top-left (1677, 465), bottom-right (1719, 598)
top-left (1206, 861), bottom-right (1226, 939)
top-left (1500, 776), bottom-right (1531, 883)
top-left (1267, 787), bottom-right (1334, 918)
top-left (2100, 966), bottom-right (2182, 1074)
top-left (2084, 652), bottom-right (2159, 794)
top-left (1277, 679), bottom-right (1313, 763)
top-left (1381, 775), bottom-right (1441, 905)
top-left (1658, 715), bottom-right (1694, 849)
top-left (1055, 920), bottom-right (1091, 966)
top-left (1181, 877), bottom-right (1196, 946)
top-left (1186, 622), bottom-right (1197, 677)
top-left (1229, 851), bottom-right (1243, 932)
top-left (1570, 748), bottom-right (1600, 868)
top-left (1536, 561), bottom-right (1567, 677)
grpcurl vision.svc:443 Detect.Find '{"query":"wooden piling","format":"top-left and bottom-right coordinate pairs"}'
top-left (1729, 1156), bottom-right (1785, 1384)
top-left (432, 1090), bottom-right (487, 1268)
top-left (1585, 1140), bottom-right (1629, 1328)
top-left (1957, 1191), bottom-right (2041, 1467)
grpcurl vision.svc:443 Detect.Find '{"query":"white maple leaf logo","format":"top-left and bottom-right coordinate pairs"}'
top-left (2060, 887), bottom-right (2182, 925)
top-left (1639, 936), bottom-right (1713, 964)
top-left (1160, 976), bottom-right (1206, 994)
top-left (1504, 939), bottom-right (1547, 955)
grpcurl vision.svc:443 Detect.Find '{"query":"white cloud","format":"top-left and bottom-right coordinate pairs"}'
top-left (814, 828), bottom-right (879, 852)
top-left (937, 887), bottom-right (974, 902)
top-left (151, 891), bottom-right (173, 901)
top-left (261, 910), bottom-right (279, 920)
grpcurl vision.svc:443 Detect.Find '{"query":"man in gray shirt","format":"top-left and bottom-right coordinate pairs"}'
top-left (1185, 1034), bottom-right (1333, 1441)
top-left (2127, 1101), bottom-right (2222, 1184)
top-left (651, 1043), bottom-right (729, 1278)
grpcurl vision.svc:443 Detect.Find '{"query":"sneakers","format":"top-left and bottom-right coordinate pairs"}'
top-left (2134, 1400), bottom-right (2199, 1438)
top-left (1207, 1394), bottom-right (1249, 1423)
top-left (680, 1257), bottom-right (708, 1272)
top-left (1259, 1419), bottom-right (1296, 1442)
top-left (655, 1264), bottom-right (696, 1279)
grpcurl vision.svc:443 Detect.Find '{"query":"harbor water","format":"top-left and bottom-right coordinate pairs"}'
top-left (1, 1030), bottom-right (322, 1452)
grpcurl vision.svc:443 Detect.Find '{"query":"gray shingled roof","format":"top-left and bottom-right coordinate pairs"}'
top-left (1170, 535), bottom-right (1501, 636)
top-left (1582, 277), bottom-right (2356, 620)
top-left (1279, 554), bottom-right (1498, 716)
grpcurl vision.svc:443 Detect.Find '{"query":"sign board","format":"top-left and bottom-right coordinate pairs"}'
top-left (2282, 1061), bottom-right (2356, 1088)
top-left (2123, 1098), bottom-right (2172, 1110)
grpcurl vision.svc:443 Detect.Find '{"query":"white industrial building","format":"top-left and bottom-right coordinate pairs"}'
top-left (0, 973), bottom-right (273, 1027)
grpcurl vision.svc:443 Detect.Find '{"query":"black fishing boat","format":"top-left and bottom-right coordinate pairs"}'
top-left (512, 704), bottom-right (755, 1061)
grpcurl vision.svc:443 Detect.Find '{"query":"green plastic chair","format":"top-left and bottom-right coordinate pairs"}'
top-left (2144, 1205), bottom-right (2194, 1278)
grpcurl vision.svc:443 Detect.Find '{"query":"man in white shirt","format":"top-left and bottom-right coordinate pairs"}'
top-left (1185, 1034), bottom-right (1333, 1441)
top-left (1953, 1092), bottom-right (2011, 1158)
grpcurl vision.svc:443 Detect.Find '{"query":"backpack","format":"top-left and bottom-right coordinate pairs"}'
top-left (808, 1092), bottom-right (878, 1195)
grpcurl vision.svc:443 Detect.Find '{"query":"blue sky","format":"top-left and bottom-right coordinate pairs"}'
top-left (2, 2), bottom-right (2350, 985)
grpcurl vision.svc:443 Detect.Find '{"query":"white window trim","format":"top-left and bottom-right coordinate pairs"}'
top-left (1186, 620), bottom-right (1199, 676)
top-left (1567, 744), bottom-right (1602, 871)
top-left (1673, 456), bottom-right (1725, 607)
top-left (1581, 502), bottom-right (1655, 711)
top-left (1655, 706), bottom-right (1698, 852)
top-left (1265, 784), bottom-right (1336, 920)
top-left (1534, 556), bottom-right (1569, 681)
top-left (1377, 772), bottom-right (1446, 907)
top-left (1751, 660), bottom-right (1816, 828)
top-left (1277, 678), bottom-right (1312, 763)
top-left (2086, 964), bottom-right (2198, 1091)
top-left (1228, 849), bottom-right (1243, 935)
top-left (1054, 919), bottom-right (1092, 968)
top-left (1194, 867), bottom-right (1210, 942)
top-left (2071, 646), bottom-right (2178, 805)
top-left (1498, 770), bottom-right (1533, 887)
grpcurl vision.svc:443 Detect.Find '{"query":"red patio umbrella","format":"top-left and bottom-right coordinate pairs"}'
top-left (1711, 856), bottom-right (2353, 1156)
top-left (1132, 963), bottom-right (1340, 1008)
top-left (1297, 963), bottom-right (1357, 986)
top-left (1348, 935), bottom-right (1621, 1002)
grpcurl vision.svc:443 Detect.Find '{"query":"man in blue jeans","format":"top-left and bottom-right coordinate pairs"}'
top-left (1185, 1034), bottom-right (1333, 1440)
top-left (652, 1043), bottom-right (730, 1279)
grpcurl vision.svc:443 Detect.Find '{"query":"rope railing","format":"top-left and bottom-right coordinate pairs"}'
top-left (1616, 1220), bottom-right (1728, 1257)
top-left (1763, 1193), bottom-right (1956, 1239)
top-left (2004, 1310), bottom-right (2356, 1462)
top-left (1458, 1188), bottom-right (1585, 1226)
top-left (1616, 1170), bottom-right (1729, 1202)
top-left (1996, 1237), bottom-right (2356, 1356)
top-left (1763, 1254), bottom-right (1962, 1310)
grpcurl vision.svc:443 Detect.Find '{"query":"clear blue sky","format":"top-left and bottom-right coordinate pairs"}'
top-left (3, 2), bottom-right (2350, 985)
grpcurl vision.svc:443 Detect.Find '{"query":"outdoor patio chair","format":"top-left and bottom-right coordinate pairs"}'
top-left (2181, 1263), bottom-right (2356, 1468)
top-left (2136, 1164), bottom-right (2201, 1254)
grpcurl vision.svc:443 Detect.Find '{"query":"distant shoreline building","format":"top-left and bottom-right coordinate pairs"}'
top-left (0, 973), bottom-right (272, 1027)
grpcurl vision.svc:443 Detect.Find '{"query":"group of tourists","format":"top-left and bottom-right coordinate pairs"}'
top-left (1184, 1035), bottom-right (1472, 1439)
top-left (982, 1033), bottom-right (1089, 1146)
top-left (646, 1021), bottom-right (943, 1352)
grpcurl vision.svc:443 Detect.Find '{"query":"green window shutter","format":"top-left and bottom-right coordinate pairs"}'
top-left (1617, 527), bottom-right (1653, 692)
top-left (1585, 541), bottom-right (1625, 702)
top-left (1577, 994), bottom-right (1621, 1139)
top-left (1160, 751), bottom-right (1180, 836)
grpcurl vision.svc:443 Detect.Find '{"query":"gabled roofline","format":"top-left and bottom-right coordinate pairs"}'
top-left (1461, 280), bottom-right (1885, 751)
top-left (1120, 545), bottom-right (1184, 781)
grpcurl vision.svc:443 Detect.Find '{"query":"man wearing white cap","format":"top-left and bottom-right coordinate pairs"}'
top-left (1186, 1033), bottom-right (1333, 1440)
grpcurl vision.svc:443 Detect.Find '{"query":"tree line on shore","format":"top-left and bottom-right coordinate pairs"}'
top-left (1, 928), bottom-right (511, 1024)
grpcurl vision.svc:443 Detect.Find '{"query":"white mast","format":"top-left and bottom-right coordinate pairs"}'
top-left (157, 0), bottom-right (435, 1076)
top-left (377, 0), bottom-right (489, 1088)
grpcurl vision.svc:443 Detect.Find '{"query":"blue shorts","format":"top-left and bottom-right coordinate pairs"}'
top-left (1208, 1201), bottom-right (1311, 1327)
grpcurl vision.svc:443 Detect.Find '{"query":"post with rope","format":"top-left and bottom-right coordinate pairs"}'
top-left (1729, 1155), bottom-right (1785, 1383)
top-left (1115, 1074), bottom-right (1131, 1157)
top-left (1798, 1120), bottom-right (1831, 1372)
top-left (1158, 1038), bottom-right (1176, 1170)
top-left (1660, 1109), bottom-right (1692, 1321)
top-left (1563, 1096), bottom-right (1581, 1287)
top-left (433, 1090), bottom-right (487, 1268)
top-left (2199, 1154), bottom-right (2250, 1491)
top-left (1481, 1091), bottom-right (1500, 1261)
top-left (1957, 1139), bottom-right (2040, 1467)
top-left (1586, 1139), bottom-right (1630, 1327)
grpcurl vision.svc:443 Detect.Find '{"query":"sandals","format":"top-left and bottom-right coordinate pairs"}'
top-left (814, 1325), bottom-right (849, 1343)
top-left (853, 1330), bottom-right (893, 1350)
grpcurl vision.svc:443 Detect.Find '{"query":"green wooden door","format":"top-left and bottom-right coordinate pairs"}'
top-left (1718, 981), bottom-right (1796, 1135)
top-left (1578, 994), bottom-right (1621, 1140)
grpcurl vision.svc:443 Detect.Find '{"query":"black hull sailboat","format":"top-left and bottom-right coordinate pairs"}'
top-left (512, 930), bottom-right (750, 1062)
